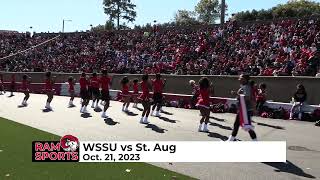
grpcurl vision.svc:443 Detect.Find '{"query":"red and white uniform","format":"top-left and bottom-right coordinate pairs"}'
top-left (122, 84), bottom-right (130, 97)
top-left (100, 76), bottom-right (111, 92)
top-left (139, 81), bottom-right (150, 101)
top-left (152, 79), bottom-right (164, 94)
top-left (196, 88), bottom-right (210, 109)
top-left (90, 77), bottom-right (100, 89)
top-left (132, 83), bottom-right (139, 95)
top-left (79, 77), bottom-right (87, 90)
top-left (68, 82), bottom-right (75, 93)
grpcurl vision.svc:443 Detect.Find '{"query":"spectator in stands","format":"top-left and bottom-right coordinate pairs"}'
top-left (256, 83), bottom-right (267, 115)
top-left (1, 18), bottom-right (320, 76)
top-left (290, 84), bottom-right (307, 120)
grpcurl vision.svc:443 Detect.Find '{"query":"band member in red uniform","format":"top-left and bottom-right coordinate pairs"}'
top-left (44, 72), bottom-right (55, 110)
top-left (100, 70), bottom-right (112, 118)
top-left (20, 74), bottom-right (31, 106)
top-left (132, 79), bottom-right (139, 108)
top-left (68, 76), bottom-right (75, 107)
top-left (90, 73), bottom-right (100, 109)
top-left (9, 74), bottom-right (16, 97)
top-left (139, 74), bottom-right (152, 124)
top-left (80, 73), bottom-right (90, 113)
top-left (151, 73), bottom-right (166, 117)
top-left (196, 77), bottom-right (213, 132)
top-left (121, 76), bottom-right (131, 112)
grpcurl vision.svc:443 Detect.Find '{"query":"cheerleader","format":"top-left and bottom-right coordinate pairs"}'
top-left (139, 74), bottom-right (152, 124)
top-left (227, 74), bottom-right (257, 141)
top-left (121, 76), bottom-right (131, 112)
top-left (100, 70), bottom-right (112, 118)
top-left (44, 72), bottom-right (55, 110)
top-left (132, 79), bottom-right (139, 108)
top-left (196, 77), bottom-right (213, 132)
top-left (90, 73), bottom-right (100, 109)
top-left (80, 73), bottom-right (90, 113)
top-left (21, 74), bottom-right (31, 106)
top-left (68, 76), bottom-right (75, 107)
top-left (151, 73), bottom-right (166, 117)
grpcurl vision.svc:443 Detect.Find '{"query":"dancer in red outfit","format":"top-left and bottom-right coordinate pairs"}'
top-left (139, 74), bottom-right (152, 124)
top-left (80, 73), bottom-right (90, 113)
top-left (100, 70), bottom-right (112, 118)
top-left (196, 77), bottom-right (213, 132)
top-left (20, 74), bottom-right (31, 106)
top-left (68, 76), bottom-right (75, 107)
top-left (44, 72), bottom-right (55, 110)
top-left (90, 73), bottom-right (101, 109)
top-left (132, 79), bottom-right (139, 108)
top-left (121, 76), bottom-right (131, 112)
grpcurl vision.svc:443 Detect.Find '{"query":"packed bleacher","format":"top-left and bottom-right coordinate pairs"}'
top-left (1, 18), bottom-right (320, 76)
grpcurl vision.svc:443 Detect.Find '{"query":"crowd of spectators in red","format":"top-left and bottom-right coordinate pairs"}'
top-left (1, 18), bottom-right (320, 76)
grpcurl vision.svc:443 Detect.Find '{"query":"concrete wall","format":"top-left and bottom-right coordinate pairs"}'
top-left (1, 72), bottom-right (320, 105)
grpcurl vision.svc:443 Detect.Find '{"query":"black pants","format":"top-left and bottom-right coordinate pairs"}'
top-left (231, 111), bottom-right (257, 139)
top-left (191, 94), bottom-right (199, 109)
top-left (256, 100), bottom-right (265, 114)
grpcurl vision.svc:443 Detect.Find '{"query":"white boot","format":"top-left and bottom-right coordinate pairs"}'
top-left (91, 101), bottom-right (95, 108)
top-left (101, 112), bottom-right (108, 118)
top-left (83, 106), bottom-right (88, 113)
top-left (143, 117), bottom-right (150, 124)
top-left (45, 102), bottom-right (51, 109)
top-left (227, 135), bottom-right (236, 141)
top-left (155, 111), bottom-right (160, 117)
top-left (198, 124), bottom-right (203, 132)
top-left (122, 106), bottom-right (125, 112)
top-left (140, 117), bottom-right (144, 124)
top-left (203, 124), bottom-right (209, 132)
top-left (80, 106), bottom-right (84, 113)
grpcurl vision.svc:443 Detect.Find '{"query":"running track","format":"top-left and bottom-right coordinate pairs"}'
top-left (0, 93), bottom-right (319, 180)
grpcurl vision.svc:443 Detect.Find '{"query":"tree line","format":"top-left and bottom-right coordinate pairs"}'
top-left (92, 0), bottom-right (320, 31)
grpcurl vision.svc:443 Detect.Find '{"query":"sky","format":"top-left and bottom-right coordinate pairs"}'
top-left (0, 0), bottom-right (318, 33)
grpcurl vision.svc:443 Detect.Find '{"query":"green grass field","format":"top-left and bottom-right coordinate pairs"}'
top-left (0, 117), bottom-right (193, 180)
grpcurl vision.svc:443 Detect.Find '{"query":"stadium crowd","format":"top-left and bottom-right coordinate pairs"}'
top-left (1, 18), bottom-right (320, 76)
